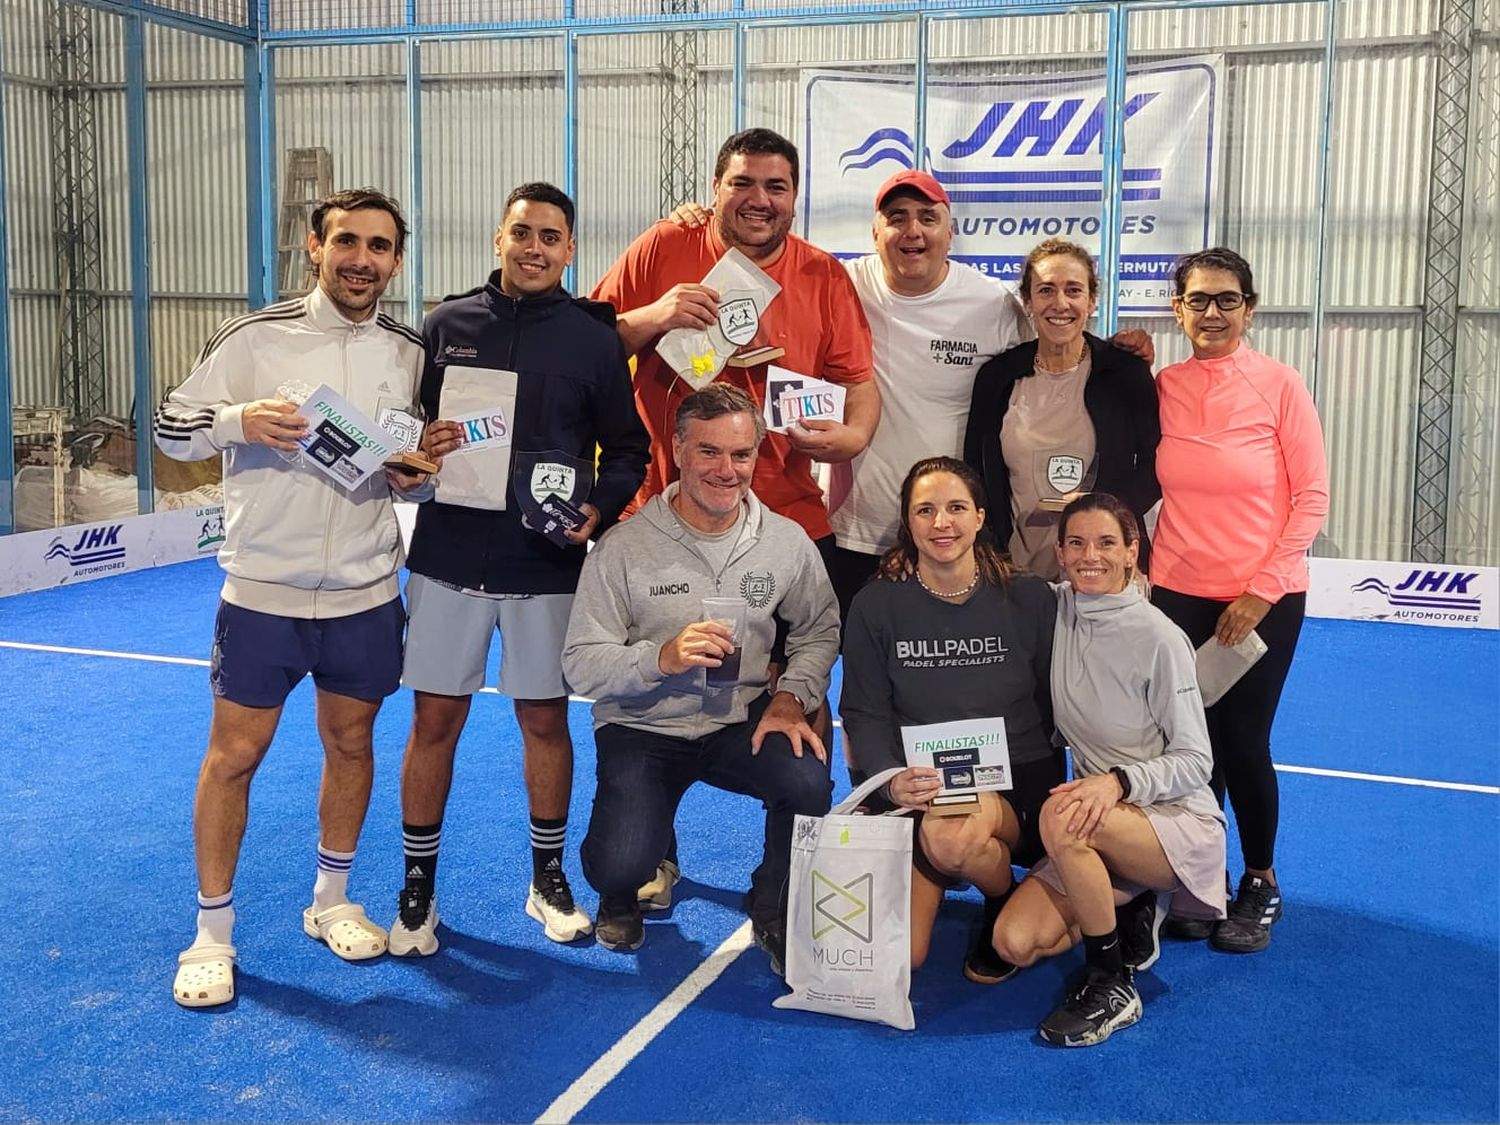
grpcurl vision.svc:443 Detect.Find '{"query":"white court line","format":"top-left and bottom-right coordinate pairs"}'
top-left (1273, 762), bottom-right (1498, 794)
top-left (0, 641), bottom-right (592, 703)
top-left (535, 921), bottom-right (754, 1125)
top-left (6, 638), bottom-right (1496, 796)
top-left (0, 640), bottom-right (210, 667)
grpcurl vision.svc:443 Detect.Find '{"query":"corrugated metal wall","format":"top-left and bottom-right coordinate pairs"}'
top-left (420, 37), bottom-right (566, 301)
top-left (3, 0), bottom-right (1496, 562)
top-left (146, 24), bottom-right (249, 403)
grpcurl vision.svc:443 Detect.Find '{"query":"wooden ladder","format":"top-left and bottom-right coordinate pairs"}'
top-left (277, 146), bottom-right (334, 295)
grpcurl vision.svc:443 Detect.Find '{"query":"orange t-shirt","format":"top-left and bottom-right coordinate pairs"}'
top-left (592, 221), bottom-right (873, 539)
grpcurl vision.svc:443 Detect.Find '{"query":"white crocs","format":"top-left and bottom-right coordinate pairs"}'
top-left (173, 942), bottom-right (237, 1008)
top-left (302, 902), bottom-right (388, 960)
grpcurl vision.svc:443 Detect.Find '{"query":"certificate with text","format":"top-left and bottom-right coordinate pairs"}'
top-left (900, 717), bottom-right (1013, 801)
top-left (296, 384), bottom-right (401, 490)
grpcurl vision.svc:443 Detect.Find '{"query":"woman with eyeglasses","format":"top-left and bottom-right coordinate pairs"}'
top-left (1151, 247), bottom-right (1328, 953)
top-left (964, 238), bottom-right (1160, 581)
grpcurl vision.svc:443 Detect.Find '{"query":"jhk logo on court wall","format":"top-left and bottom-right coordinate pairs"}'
top-left (44, 523), bottom-right (128, 577)
top-left (1306, 557), bottom-right (1497, 630)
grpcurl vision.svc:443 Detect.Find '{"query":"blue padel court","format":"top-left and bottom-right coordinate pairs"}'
top-left (1, 558), bottom-right (1496, 1123)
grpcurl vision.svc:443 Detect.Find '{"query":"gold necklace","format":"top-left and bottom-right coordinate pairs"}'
top-left (1034, 339), bottom-right (1087, 375)
top-left (915, 566), bottom-right (980, 599)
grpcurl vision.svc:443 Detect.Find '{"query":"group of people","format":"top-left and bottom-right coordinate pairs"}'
top-left (154, 125), bottom-right (1328, 1048)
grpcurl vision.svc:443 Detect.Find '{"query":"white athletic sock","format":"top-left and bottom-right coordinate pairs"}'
top-left (313, 844), bottom-right (356, 910)
top-left (193, 890), bottom-right (235, 948)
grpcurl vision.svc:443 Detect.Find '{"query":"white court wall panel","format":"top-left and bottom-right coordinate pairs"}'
top-left (1, 0), bottom-right (51, 82)
top-left (1451, 316), bottom-right (1499, 567)
top-left (575, 30), bottom-right (733, 291)
top-left (1, 0), bottom-right (1496, 562)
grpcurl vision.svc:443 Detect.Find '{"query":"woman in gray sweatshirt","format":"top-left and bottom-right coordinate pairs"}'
top-left (993, 492), bottom-right (1227, 1049)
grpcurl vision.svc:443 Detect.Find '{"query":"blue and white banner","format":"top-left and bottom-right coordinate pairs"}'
top-left (0, 505), bottom-right (225, 598)
top-left (800, 58), bottom-right (1222, 312)
top-left (1306, 557), bottom-right (1498, 630)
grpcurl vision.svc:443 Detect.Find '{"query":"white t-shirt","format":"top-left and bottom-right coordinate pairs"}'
top-left (829, 256), bottom-right (1031, 555)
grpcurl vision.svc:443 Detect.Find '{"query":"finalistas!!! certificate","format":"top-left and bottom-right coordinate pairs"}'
top-left (900, 717), bottom-right (1013, 807)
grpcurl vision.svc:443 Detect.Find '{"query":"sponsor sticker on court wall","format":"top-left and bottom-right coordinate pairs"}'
top-left (1307, 557), bottom-right (1498, 630)
top-left (0, 505), bottom-right (225, 598)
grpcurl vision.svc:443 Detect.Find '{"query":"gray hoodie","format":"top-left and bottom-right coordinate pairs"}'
top-left (562, 486), bottom-right (840, 740)
top-left (1052, 583), bottom-right (1224, 824)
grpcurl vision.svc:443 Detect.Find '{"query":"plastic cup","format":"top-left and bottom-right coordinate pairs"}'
top-left (701, 596), bottom-right (747, 687)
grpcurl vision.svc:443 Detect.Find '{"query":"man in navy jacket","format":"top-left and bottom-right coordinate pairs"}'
top-left (390, 182), bottom-right (649, 955)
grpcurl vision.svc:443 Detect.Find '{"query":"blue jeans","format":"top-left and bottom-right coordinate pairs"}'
top-left (581, 693), bottom-right (833, 922)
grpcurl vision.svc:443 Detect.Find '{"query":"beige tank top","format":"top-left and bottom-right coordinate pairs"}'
top-left (999, 349), bottom-right (1096, 579)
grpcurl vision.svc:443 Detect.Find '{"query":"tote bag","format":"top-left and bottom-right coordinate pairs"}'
top-left (773, 767), bottom-right (915, 1031)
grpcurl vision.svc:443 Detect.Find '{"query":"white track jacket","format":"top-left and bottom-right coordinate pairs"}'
top-left (154, 286), bottom-right (425, 618)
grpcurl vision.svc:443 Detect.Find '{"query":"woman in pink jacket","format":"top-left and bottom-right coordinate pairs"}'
top-left (1151, 248), bottom-right (1329, 954)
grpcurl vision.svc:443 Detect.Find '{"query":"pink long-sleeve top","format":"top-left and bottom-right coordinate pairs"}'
top-left (1151, 344), bottom-right (1329, 603)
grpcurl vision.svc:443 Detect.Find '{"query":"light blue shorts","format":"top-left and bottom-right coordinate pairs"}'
top-left (402, 573), bottom-right (573, 700)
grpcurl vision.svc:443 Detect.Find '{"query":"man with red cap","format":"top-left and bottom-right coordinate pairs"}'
top-left (825, 168), bottom-right (1153, 624)
top-left (824, 168), bottom-right (1031, 622)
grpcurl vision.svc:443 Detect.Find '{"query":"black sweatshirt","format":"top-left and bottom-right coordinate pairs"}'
top-left (839, 574), bottom-right (1058, 778)
top-left (405, 273), bottom-right (650, 594)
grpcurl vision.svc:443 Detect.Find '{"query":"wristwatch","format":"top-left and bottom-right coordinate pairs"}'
top-left (1109, 765), bottom-right (1133, 800)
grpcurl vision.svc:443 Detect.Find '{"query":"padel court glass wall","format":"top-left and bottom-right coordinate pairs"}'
top-left (0, 0), bottom-right (1495, 567)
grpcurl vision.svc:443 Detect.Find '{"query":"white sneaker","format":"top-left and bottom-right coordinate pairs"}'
top-left (637, 859), bottom-right (682, 911)
top-left (389, 888), bottom-right (440, 957)
top-left (525, 869), bottom-right (593, 943)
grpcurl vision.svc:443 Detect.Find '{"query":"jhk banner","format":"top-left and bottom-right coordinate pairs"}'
top-left (0, 505), bottom-right (226, 598)
top-left (800, 57), bottom-right (1222, 312)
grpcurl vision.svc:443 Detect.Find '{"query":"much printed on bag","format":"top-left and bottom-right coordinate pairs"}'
top-left (773, 767), bottom-right (915, 1031)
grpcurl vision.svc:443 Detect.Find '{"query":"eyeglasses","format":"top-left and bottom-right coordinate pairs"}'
top-left (1177, 291), bottom-right (1247, 313)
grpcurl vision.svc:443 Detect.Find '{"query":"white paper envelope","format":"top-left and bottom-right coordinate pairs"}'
top-left (1196, 630), bottom-right (1269, 707)
top-left (762, 367), bottom-right (847, 433)
top-left (434, 366), bottom-right (519, 511)
top-left (656, 248), bottom-right (782, 390)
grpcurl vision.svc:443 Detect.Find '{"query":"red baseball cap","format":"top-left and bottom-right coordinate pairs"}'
top-left (875, 169), bottom-right (950, 208)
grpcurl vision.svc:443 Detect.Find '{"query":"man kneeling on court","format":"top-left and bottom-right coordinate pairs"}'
top-left (562, 384), bottom-right (839, 974)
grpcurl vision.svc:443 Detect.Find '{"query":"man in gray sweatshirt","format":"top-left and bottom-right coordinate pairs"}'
top-left (562, 383), bottom-right (840, 974)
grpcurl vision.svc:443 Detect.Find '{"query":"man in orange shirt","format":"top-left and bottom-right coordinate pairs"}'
top-left (593, 128), bottom-right (876, 916)
top-left (593, 127), bottom-right (879, 556)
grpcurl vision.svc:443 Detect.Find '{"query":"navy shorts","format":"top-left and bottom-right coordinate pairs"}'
top-left (209, 597), bottom-right (406, 708)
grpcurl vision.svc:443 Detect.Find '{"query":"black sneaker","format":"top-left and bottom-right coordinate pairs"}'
top-left (751, 915), bottom-right (787, 978)
top-left (1117, 890), bottom-right (1168, 971)
top-left (963, 895), bottom-right (1019, 984)
top-left (1165, 871), bottom-right (1231, 941)
top-left (595, 896), bottom-right (644, 952)
top-left (1164, 914), bottom-right (1216, 941)
top-left (1210, 874), bottom-right (1283, 954)
top-left (1038, 966), bottom-right (1143, 1047)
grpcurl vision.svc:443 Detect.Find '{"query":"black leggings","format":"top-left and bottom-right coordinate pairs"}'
top-left (1151, 586), bottom-right (1306, 872)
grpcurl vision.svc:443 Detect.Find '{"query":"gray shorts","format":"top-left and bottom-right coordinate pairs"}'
top-left (402, 572), bottom-right (573, 700)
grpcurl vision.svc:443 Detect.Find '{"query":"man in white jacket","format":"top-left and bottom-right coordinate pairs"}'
top-left (154, 187), bottom-right (431, 1008)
